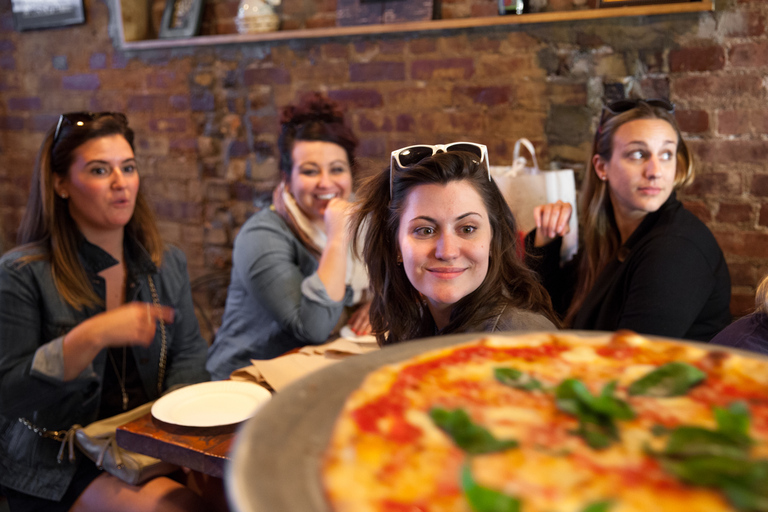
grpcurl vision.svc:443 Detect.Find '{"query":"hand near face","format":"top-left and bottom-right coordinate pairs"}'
top-left (324, 197), bottom-right (354, 243)
top-left (533, 200), bottom-right (572, 247)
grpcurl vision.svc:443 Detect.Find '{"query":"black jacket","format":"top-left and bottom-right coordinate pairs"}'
top-left (526, 193), bottom-right (731, 341)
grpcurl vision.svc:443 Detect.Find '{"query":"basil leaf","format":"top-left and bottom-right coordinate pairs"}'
top-left (429, 408), bottom-right (518, 455)
top-left (665, 426), bottom-right (751, 459)
top-left (582, 500), bottom-right (613, 512)
top-left (461, 465), bottom-right (521, 512)
top-left (627, 362), bottom-right (706, 397)
top-left (661, 454), bottom-right (755, 487)
top-left (723, 484), bottom-right (768, 512)
top-left (715, 402), bottom-right (751, 444)
top-left (556, 379), bottom-right (634, 449)
top-left (592, 381), bottom-right (635, 420)
top-left (495, 367), bottom-right (543, 391)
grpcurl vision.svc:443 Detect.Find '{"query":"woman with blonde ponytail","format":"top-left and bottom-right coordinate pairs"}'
top-left (526, 99), bottom-right (731, 341)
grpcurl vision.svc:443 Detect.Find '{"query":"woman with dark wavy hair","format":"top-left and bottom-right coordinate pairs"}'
top-left (0, 112), bottom-right (209, 511)
top-left (207, 93), bottom-right (372, 378)
top-left (528, 98), bottom-right (731, 340)
top-left (351, 145), bottom-right (557, 345)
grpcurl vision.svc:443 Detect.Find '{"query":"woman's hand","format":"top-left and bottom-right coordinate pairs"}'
top-left (323, 197), bottom-right (354, 243)
top-left (533, 200), bottom-right (573, 247)
top-left (347, 301), bottom-right (372, 336)
top-left (62, 302), bottom-right (175, 380)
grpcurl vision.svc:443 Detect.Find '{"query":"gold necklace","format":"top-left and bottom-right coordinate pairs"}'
top-left (107, 346), bottom-right (128, 411)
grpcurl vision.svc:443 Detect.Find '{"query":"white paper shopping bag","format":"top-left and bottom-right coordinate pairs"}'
top-left (491, 138), bottom-right (579, 263)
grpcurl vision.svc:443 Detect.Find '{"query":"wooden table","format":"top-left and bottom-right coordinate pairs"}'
top-left (116, 413), bottom-right (235, 478)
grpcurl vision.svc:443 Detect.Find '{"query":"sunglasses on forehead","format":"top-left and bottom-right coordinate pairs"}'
top-left (603, 98), bottom-right (675, 116)
top-left (53, 111), bottom-right (128, 145)
top-left (389, 142), bottom-right (490, 198)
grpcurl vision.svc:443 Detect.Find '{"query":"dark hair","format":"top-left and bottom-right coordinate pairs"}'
top-left (352, 151), bottom-right (558, 345)
top-left (16, 113), bottom-right (164, 310)
top-left (277, 92), bottom-right (359, 182)
top-left (566, 100), bottom-right (693, 325)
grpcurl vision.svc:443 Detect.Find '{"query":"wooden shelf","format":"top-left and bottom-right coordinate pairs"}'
top-left (117, 1), bottom-right (714, 51)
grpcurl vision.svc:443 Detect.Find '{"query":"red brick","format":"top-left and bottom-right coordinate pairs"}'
top-left (731, 293), bottom-right (756, 318)
top-left (412, 58), bottom-right (474, 80)
top-left (453, 86), bottom-right (512, 107)
top-left (669, 46), bottom-right (725, 73)
top-left (640, 77), bottom-right (670, 100)
top-left (675, 109), bottom-right (709, 134)
top-left (469, 36), bottom-right (502, 52)
top-left (357, 137), bottom-right (387, 158)
top-left (62, 73), bottom-right (100, 91)
top-left (149, 118), bottom-right (187, 133)
top-left (7, 97), bottom-right (41, 110)
top-left (350, 62), bottom-right (406, 82)
top-left (691, 140), bottom-right (768, 165)
top-left (751, 175), bottom-right (768, 197)
top-left (672, 75), bottom-right (763, 100)
top-left (761, 205), bottom-right (768, 227)
top-left (683, 170), bottom-right (741, 197)
top-left (715, 231), bottom-right (768, 258)
top-left (327, 89), bottom-right (383, 109)
top-left (383, 86), bottom-right (452, 109)
top-left (409, 38), bottom-right (437, 54)
top-left (728, 261), bottom-right (757, 287)
top-left (716, 203), bottom-right (753, 223)
top-left (322, 43), bottom-right (349, 60)
top-left (718, 110), bottom-right (748, 135)
top-left (681, 200), bottom-right (712, 222)
top-left (291, 62), bottom-right (349, 84)
top-left (729, 42), bottom-right (768, 68)
top-left (396, 114), bottom-right (415, 132)
top-left (477, 54), bottom-right (540, 78)
top-left (471, 3), bottom-right (499, 17)
top-left (379, 40), bottom-right (406, 55)
top-left (305, 16), bottom-right (336, 29)
top-left (243, 67), bottom-right (290, 86)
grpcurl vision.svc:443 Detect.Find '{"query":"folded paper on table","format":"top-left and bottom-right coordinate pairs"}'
top-left (230, 336), bottom-right (379, 391)
top-left (490, 138), bottom-right (579, 263)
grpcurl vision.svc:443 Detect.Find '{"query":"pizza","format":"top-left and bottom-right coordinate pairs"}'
top-left (322, 331), bottom-right (768, 512)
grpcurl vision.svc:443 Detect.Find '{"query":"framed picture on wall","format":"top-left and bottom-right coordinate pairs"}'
top-left (11, 0), bottom-right (85, 31)
top-left (158, 0), bottom-right (204, 38)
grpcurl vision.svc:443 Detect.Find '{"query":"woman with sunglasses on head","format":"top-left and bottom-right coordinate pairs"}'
top-left (0, 113), bottom-right (210, 511)
top-left (206, 93), bottom-right (371, 380)
top-left (527, 98), bottom-right (731, 340)
top-left (351, 144), bottom-right (558, 345)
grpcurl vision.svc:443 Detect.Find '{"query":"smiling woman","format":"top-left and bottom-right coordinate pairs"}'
top-left (206, 93), bottom-right (372, 379)
top-left (351, 149), bottom-right (558, 345)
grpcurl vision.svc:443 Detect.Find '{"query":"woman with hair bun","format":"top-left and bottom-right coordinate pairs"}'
top-left (207, 93), bottom-right (371, 379)
top-left (711, 274), bottom-right (768, 355)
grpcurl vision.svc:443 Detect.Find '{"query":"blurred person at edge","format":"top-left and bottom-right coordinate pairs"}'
top-left (526, 99), bottom-right (731, 341)
top-left (711, 274), bottom-right (768, 355)
top-left (206, 93), bottom-right (372, 380)
top-left (0, 112), bottom-right (210, 512)
top-left (351, 147), bottom-right (558, 346)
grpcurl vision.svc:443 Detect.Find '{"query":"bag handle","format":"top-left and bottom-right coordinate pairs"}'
top-left (512, 138), bottom-right (540, 174)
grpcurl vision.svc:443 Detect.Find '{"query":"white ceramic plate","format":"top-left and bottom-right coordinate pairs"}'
top-left (151, 381), bottom-right (271, 428)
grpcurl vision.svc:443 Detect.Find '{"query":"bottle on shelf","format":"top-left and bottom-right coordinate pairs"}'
top-left (498, 0), bottom-right (529, 15)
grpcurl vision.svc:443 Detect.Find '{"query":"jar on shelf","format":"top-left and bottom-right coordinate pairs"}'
top-left (235, 0), bottom-right (281, 34)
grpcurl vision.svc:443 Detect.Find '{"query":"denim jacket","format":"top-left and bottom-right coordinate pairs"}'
top-left (0, 237), bottom-right (209, 500)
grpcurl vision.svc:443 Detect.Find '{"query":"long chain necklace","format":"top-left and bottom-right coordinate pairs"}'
top-left (107, 346), bottom-right (128, 411)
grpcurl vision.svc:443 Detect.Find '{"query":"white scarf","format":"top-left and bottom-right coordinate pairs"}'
top-left (282, 186), bottom-right (370, 304)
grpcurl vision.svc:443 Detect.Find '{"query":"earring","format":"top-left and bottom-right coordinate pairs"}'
top-left (396, 254), bottom-right (403, 265)
top-left (60, 192), bottom-right (68, 199)
top-left (599, 175), bottom-right (607, 182)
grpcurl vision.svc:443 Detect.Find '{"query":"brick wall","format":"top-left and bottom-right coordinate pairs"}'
top-left (0, 0), bottom-right (766, 320)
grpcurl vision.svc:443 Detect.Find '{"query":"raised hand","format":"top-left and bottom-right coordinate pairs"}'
top-left (533, 200), bottom-right (573, 247)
